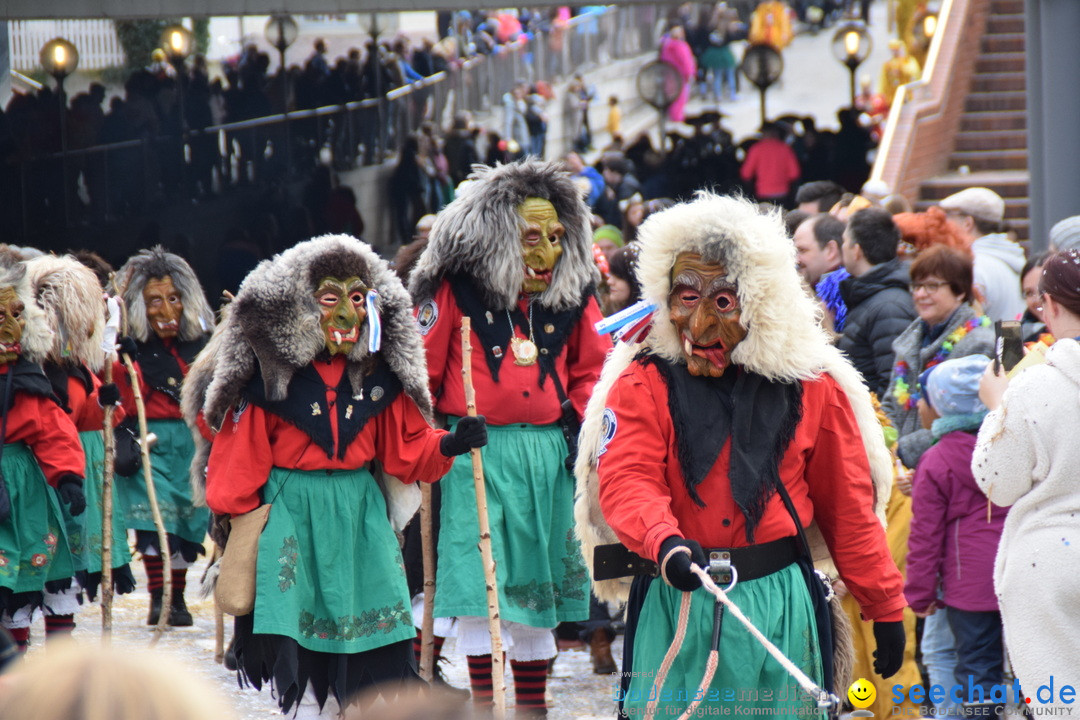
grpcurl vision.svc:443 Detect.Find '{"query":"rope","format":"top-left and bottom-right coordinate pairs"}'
top-left (689, 563), bottom-right (837, 709)
top-left (645, 563), bottom-right (839, 718)
top-left (644, 590), bottom-right (692, 719)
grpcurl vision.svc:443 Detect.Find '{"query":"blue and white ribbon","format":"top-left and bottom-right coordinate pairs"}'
top-left (594, 299), bottom-right (658, 337)
top-left (367, 289), bottom-right (382, 353)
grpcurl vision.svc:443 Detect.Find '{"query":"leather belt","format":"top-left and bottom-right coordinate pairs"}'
top-left (592, 536), bottom-right (800, 583)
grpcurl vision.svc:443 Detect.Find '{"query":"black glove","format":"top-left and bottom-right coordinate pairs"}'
top-left (872, 620), bottom-right (906, 678)
top-left (97, 382), bottom-right (121, 407)
top-left (116, 335), bottom-right (138, 357)
top-left (657, 536), bottom-right (707, 592)
top-left (114, 421), bottom-right (141, 477)
top-left (440, 415), bottom-right (488, 456)
top-left (57, 474), bottom-right (86, 517)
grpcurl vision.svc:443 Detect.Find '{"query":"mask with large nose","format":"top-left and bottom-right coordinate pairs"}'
top-left (518, 197), bottom-right (564, 295)
top-left (144, 276), bottom-right (184, 340)
top-left (316, 276), bottom-right (368, 355)
top-left (668, 252), bottom-right (747, 377)
top-left (0, 287), bottom-right (24, 366)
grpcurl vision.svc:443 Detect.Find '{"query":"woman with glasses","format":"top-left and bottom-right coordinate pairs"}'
top-left (1019, 252), bottom-right (1052, 343)
top-left (883, 245), bottom-right (995, 471)
top-left (882, 244), bottom-right (994, 720)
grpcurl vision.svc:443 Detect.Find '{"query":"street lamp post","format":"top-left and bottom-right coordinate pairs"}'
top-left (161, 25), bottom-right (193, 196)
top-left (740, 45), bottom-right (784, 126)
top-left (831, 22), bottom-right (872, 108)
top-left (40, 37), bottom-right (79, 226)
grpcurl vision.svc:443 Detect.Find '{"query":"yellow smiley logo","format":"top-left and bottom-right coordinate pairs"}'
top-left (847, 677), bottom-right (877, 709)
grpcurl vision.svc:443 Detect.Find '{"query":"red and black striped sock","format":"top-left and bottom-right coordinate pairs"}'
top-left (44, 614), bottom-right (75, 637)
top-left (143, 555), bottom-right (164, 593)
top-left (467, 653), bottom-right (494, 706)
top-left (412, 630), bottom-right (446, 666)
top-left (7, 627), bottom-right (29, 652)
top-left (171, 568), bottom-right (187, 597)
top-left (511, 659), bottom-right (549, 710)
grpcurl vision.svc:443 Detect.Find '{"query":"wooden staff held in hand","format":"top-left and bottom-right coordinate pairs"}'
top-left (460, 317), bottom-right (506, 719)
top-left (119, 343), bottom-right (172, 643)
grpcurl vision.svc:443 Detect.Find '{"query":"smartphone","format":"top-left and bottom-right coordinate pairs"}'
top-left (994, 320), bottom-right (1023, 373)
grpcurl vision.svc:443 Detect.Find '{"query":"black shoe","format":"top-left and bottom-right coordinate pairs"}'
top-left (223, 635), bottom-right (238, 671)
top-left (147, 590), bottom-right (163, 626)
top-left (168, 593), bottom-right (194, 627)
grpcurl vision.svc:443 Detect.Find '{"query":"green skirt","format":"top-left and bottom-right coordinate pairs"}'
top-left (253, 466), bottom-right (415, 655)
top-left (434, 420), bottom-right (589, 628)
top-left (80, 431), bottom-right (132, 574)
top-left (118, 418), bottom-right (207, 546)
top-left (621, 564), bottom-right (822, 716)
top-left (0, 443), bottom-right (74, 596)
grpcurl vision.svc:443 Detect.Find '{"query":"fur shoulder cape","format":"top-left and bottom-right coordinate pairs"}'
top-left (573, 193), bottom-right (893, 603)
top-left (24, 255), bottom-right (106, 371)
top-left (408, 159), bottom-right (599, 311)
top-left (181, 235), bottom-right (432, 530)
top-left (117, 245), bottom-right (214, 344)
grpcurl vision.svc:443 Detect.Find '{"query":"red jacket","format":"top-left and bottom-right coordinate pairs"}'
top-left (0, 367), bottom-right (85, 486)
top-left (597, 359), bottom-right (905, 622)
top-left (739, 137), bottom-right (801, 199)
top-left (421, 280), bottom-right (611, 425)
top-left (205, 356), bottom-right (453, 516)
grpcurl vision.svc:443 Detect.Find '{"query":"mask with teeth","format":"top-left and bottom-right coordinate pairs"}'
top-left (0, 287), bottom-right (24, 366)
top-left (143, 276), bottom-right (184, 340)
top-left (316, 276), bottom-right (368, 356)
top-left (518, 197), bottom-right (564, 295)
top-left (669, 252), bottom-right (746, 377)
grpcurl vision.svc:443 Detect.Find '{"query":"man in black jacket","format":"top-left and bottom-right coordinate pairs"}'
top-left (838, 208), bottom-right (916, 397)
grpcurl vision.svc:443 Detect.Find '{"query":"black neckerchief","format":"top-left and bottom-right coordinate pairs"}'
top-left (242, 357), bottom-right (403, 461)
top-left (135, 334), bottom-right (208, 403)
top-left (0, 358), bottom-right (62, 413)
top-left (640, 352), bottom-right (804, 543)
top-left (43, 361), bottom-right (92, 414)
top-left (447, 273), bottom-right (593, 385)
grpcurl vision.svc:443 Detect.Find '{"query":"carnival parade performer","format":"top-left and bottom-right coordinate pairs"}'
top-left (187, 234), bottom-right (486, 717)
top-left (24, 255), bottom-right (133, 640)
top-left (115, 246), bottom-right (214, 626)
top-left (575, 194), bottom-right (907, 717)
top-left (409, 159), bottom-right (610, 716)
top-left (0, 263), bottom-right (87, 652)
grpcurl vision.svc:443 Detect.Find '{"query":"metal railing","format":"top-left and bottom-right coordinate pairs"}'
top-left (3, 5), bottom-right (659, 244)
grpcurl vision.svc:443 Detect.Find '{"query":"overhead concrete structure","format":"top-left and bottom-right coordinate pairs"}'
top-left (4, 0), bottom-right (633, 20)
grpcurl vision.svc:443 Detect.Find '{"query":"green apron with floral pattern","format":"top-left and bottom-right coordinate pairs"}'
top-left (435, 420), bottom-right (589, 628)
top-left (0, 443), bottom-right (74, 593)
top-left (80, 431), bottom-right (132, 574)
top-left (253, 466), bottom-right (415, 655)
top-left (119, 418), bottom-right (207, 545)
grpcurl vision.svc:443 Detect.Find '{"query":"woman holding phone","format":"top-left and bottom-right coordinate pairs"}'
top-left (972, 249), bottom-right (1080, 711)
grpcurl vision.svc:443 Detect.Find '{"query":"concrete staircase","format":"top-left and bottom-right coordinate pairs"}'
top-left (918, 0), bottom-right (1029, 240)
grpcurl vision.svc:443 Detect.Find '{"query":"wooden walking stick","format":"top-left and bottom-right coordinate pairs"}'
top-left (460, 317), bottom-right (506, 719)
top-left (418, 482), bottom-right (436, 683)
top-left (100, 356), bottom-right (116, 640)
top-left (121, 352), bottom-right (173, 643)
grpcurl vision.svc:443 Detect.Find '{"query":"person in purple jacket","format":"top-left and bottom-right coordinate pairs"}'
top-left (906, 353), bottom-right (1007, 711)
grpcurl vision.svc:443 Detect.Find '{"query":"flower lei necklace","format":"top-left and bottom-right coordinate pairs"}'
top-left (892, 315), bottom-right (991, 410)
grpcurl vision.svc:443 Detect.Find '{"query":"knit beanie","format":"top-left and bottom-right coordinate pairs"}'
top-left (923, 355), bottom-right (990, 416)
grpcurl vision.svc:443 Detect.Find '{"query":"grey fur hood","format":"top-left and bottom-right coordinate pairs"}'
top-left (181, 235), bottom-right (433, 528)
top-left (408, 159), bottom-right (599, 311)
top-left (574, 193), bottom-right (894, 602)
top-left (117, 246), bottom-right (215, 343)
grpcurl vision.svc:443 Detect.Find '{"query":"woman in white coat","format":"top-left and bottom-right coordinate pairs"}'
top-left (973, 248), bottom-right (1080, 711)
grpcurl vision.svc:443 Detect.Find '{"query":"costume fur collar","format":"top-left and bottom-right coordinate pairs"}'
top-left (408, 159), bottom-right (599, 312)
top-left (24, 255), bottom-right (106, 372)
top-left (574, 193), bottom-right (893, 602)
top-left (118, 245), bottom-right (214, 344)
top-left (181, 235), bottom-right (432, 529)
